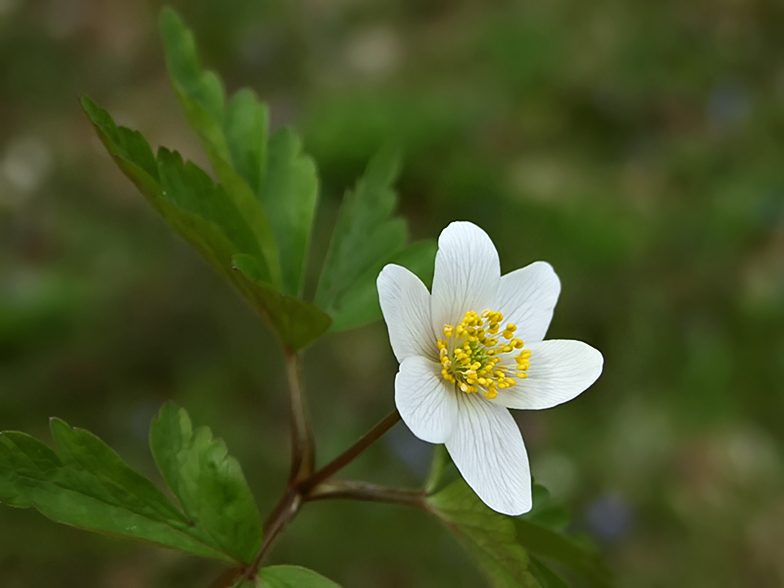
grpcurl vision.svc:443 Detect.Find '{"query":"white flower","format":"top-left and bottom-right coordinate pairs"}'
top-left (377, 221), bottom-right (603, 515)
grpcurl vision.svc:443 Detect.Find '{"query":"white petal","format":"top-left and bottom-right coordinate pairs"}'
top-left (395, 356), bottom-right (459, 444)
top-left (430, 222), bottom-right (500, 335)
top-left (445, 394), bottom-right (531, 515)
top-left (496, 261), bottom-right (561, 344)
top-left (492, 339), bottom-right (603, 410)
top-left (378, 264), bottom-right (437, 362)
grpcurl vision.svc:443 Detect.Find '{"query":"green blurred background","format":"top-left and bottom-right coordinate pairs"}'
top-left (2, 0), bottom-right (784, 586)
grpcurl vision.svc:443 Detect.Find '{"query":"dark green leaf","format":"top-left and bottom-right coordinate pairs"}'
top-left (527, 483), bottom-right (571, 531)
top-left (233, 254), bottom-right (332, 351)
top-left (516, 518), bottom-right (611, 587)
top-left (149, 403), bottom-right (262, 565)
top-left (82, 96), bottom-right (329, 350)
top-left (527, 556), bottom-right (569, 588)
top-left (316, 147), bottom-right (435, 331)
top-left (160, 7), bottom-right (320, 296)
top-left (427, 479), bottom-right (539, 588)
top-left (156, 11), bottom-right (283, 285)
top-left (0, 414), bottom-right (259, 563)
top-left (518, 482), bottom-right (611, 586)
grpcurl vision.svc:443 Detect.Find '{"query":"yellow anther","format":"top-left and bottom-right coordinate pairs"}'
top-left (438, 309), bottom-right (530, 398)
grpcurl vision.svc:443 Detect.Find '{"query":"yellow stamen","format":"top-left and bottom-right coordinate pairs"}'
top-left (436, 309), bottom-right (532, 399)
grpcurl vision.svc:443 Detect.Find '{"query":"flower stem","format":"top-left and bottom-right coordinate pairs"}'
top-left (245, 488), bottom-right (303, 579)
top-left (300, 409), bottom-right (401, 492)
top-left (286, 351), bottom-right (315, 483)
top-left (245, 400), bottom-right (402, 578)
top-left (307, 479), bottom-right (426, 509)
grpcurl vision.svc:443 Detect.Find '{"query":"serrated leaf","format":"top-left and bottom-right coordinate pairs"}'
top-left (225, 89), bottom-right (268, 199)
top-left (0, 414), bottom-right (259, 564)
top-left (232, 255), bottom-right (331, 351)
top-left (316, 148), bottom-right (434, 331)
top-left (157, 10), bottom-right (282, 286)
top-left (160, 7), bottom-right (320, 297)
top-left (327, 240), bottom-right (436, 332)
top-left (149, 402), bottom-right (262, 565)
top-left (427, 479), bottom-right (540, 588)
top-left (261, 128), bottom-right (319, 297)
top-left (82, 96), bottom-right (327, 351)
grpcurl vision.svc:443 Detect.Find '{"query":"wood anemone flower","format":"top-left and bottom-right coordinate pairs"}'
top-left (377, 221), bottom-right (603, 515)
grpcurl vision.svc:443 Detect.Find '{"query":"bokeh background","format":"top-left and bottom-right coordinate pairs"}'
top-left (2, 0), bottom-right (784, 586)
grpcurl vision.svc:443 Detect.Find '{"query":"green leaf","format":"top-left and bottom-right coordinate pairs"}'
top-left (0, 411), bottom-right (260, 564)
top-left (256, 565), bottom-right (342, 588)
top-left (160, 7), bottom-right (320, 297)
top-left (527, 556), bottom-right (569, 588)
top-left (517, 483), bottom-right (612, 586)
top-left (81, 96), bottom-right (330, 351)
top-left (233, 255), bottom-right (331, 351)
top-left (328, 240), bottom-right (436, 332)
top-left (316, 147), bottom-right (436, 331)
top-left (516, 518), bottom-right (611, 587)
top-left (230, 566), bottom-right (341, 588)
top-left (149, 402), bottom-right (262, 564)
top-left (160, 7), bottom-right (281, 287)
top-left (526, 483), bottom-right (571, 531)
top-left (261, 128), bottom-right (319, 297)
top-left (427, 479), bottom-right (539, 588)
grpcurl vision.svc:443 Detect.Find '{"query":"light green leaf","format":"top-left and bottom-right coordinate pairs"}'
top-left (0, 415), bottom-right (259, 563)
top-left (427, 479), bottom-right (540, 588)
top-left (261, 128), bottom-right (319, 297)
top-left (327, 240), bottom-right (436, 332)
top-left (258, 565), bottom-right (342, 587)
top-left (230, 565), bottom-right (341, 588)
top-left (149, 403), bottom-right (262, 565)
top-left (316, 148), bottom-right (436, 331)
top-left (225, 89), bottom-right (268, 199)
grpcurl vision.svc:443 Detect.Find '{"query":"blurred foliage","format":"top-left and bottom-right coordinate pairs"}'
top-left (1, 0), bottom-right (784, 586)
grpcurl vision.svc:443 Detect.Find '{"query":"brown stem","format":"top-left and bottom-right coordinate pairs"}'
top-left (300, 409), bottom-right (401, 492)
top-left (306, 479), bottom-right (427, 509)
top-left (246, 488), bottom-right (303, 579)
top-left (245, 409), bottom-right (402, 578)
top-left (286, 352), bottom-right (314, 483)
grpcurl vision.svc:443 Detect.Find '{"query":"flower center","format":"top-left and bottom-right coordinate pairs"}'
top-left (437, 309), bottom-right (531, 400)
